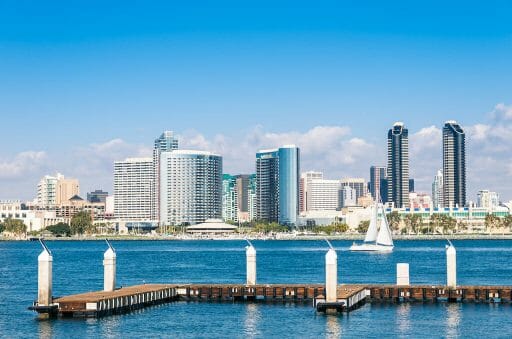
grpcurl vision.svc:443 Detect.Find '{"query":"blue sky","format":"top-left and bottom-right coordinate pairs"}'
top-left (1, 1), bottom-right (512, 200)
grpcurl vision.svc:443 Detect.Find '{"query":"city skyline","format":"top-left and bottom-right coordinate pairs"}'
top-left (0, 2), bottom-right (511, 201)
top-left (1, 115), bottom-right (512, 203)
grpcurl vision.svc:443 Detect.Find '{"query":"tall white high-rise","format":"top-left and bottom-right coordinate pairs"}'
top-left (37, 173), bottom-right (79, 208)
top-left (477, 190), bottom-right (499, 209)
top-left (160, 150), bottom-right (222, 225)
top-left (308, 179), bottom-right (342, 211)
top-left (432, 169), bottom-right (444, 208)
top-left (340, 186), bottom-right (357, 207)
top-left (300, 171), bottom-right (323, 212)
top-left (114, 158), bottom-right (154, 220)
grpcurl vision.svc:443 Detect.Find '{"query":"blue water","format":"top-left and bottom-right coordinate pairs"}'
top-left (1, 240), bottom-right (512, 338)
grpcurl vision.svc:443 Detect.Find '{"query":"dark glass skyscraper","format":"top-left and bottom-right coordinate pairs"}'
top-left (369, 166), bottom-right (386, 202)
top-left (387, 122), bottom-right (409, 208)
top-left (256, 145), bottom-right (300, 226)
top-left (443, 121), bottom-right (466, 207)
top-left (256, 149), bottom-right (279, 223)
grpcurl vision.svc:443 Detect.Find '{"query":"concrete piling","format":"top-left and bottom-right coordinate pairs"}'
top-left (325, 246), bottom-right (338, 303)
top-left (103, 240), bottom-right (116, 292)
top-left (37, 240), bottom-right (53, 306)
top-left (396, 263), bottom-right (410, 286)
top-left (446, 241), bottom-right (457, 288)
top-left (246, 240), bottom-right (256, 285)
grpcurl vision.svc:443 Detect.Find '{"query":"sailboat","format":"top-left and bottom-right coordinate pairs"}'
top-left (350, 203), bottom-right (394, 252)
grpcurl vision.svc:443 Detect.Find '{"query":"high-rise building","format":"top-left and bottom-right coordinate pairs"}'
top-left (340, 178), bottom-right (367, 202)
top-left (300, 171), bottom-right (324, 212)
top-left (369, 166), bottom-right (386, 202)
top-left (408, 178), bottom-right (415, 193)
top-left (222, 174), bottom-right (256, 223)
top-left (387, 122), bottom-right (410, 208)
top-left (477, 190), bottom-right (499, 209)
top-left (37, 173), bottom-right (79, 208)
top-left (278, 146), bottom-right (300, 226)
top-left (340, 186), bottom-right (357, 207)
top-left (114, 158), bottom-right (153, 220)
top-left (308, 179), bottom-right (342, 211)
top-left (256, 145), bottom-right (300, 226)
top-left (152, 131), bottom-right (179, 220)
top-left (443, 121), bottom-right (466, 207)
top-left (37, 175), bottom-right (58, 207)
top-left (222, 174), bottom-right (238, 222)
top-left (87, 189), bottom-right (109, 203)
top-left (432, 170), bottom-right (443, 208)
top-left (256, 149), bottom-right (279, 223)
top-left (160, 150), bottom-right (222, 225)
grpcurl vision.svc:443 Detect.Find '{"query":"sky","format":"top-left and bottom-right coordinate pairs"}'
top-left (0, 1), bottom-right (511, 201)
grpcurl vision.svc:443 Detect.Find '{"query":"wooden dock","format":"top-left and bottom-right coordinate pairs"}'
top-left (29, 284), bottom-right (512, 318)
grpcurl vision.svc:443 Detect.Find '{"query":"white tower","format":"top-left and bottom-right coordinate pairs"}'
top-left (37, 240), bottom-right (53, 306)
top-left (103, 240), bottom-right (116, 292)
top-left (446, 241), bottom-right (457, 288)
top-left (246, 240), bottom-right (256, 285)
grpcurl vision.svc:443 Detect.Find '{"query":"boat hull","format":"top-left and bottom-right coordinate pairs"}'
top-left (350, 243), bottom-right (394, 252)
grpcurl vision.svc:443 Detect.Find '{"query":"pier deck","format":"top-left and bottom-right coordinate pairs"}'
top-left (30, 284), bottom-right (512, 318)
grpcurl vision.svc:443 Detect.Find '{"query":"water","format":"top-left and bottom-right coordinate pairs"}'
top-left (1, 240), bottom-right (512, 338)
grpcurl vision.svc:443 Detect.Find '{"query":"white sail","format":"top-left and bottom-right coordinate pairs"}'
top-left (376, 205), bottom-right (394, 246)
top-left (364, 204), bottom-right (378, 243)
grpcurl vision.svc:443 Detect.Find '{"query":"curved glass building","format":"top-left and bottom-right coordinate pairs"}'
top-left (159, 150), bottom-right (222, 225)
top-left (278, 146), bottom-right (300, 226)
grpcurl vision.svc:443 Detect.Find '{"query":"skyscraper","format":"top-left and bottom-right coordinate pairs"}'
top-left (341, 178), bottom-right (367, 202)
top-left (37, 173), bottom-right (80, 207)
top-left (300, 171), bottom-right (323, 212)
top-left (432, 169), bottom-right (443, 208)
top-left (387, 122), bottom-right (409, 208)
top-left (114, 158), bottom-right (153, 220)
top-left (256, 149), bottom-right (279, 223)
top-left (160, 150), bottom-right (222, 225)
top-left (152, 131), bottom-right (179, 220)
top-left (443, 121), bottom-right (466, 207)
top-left (369, 166), bottom-right (386, 202)
top-left (222, 174), bottom-right (256, 223)
top-left (278, 146), bottom-right (300, 226)
top-left (256, 145), bottom-right (300, 226)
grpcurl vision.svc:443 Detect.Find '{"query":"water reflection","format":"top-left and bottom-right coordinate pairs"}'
top-left (37, 318), bottom-right (52, 339)
top-left (325, 315), bottom-right (342, 339)
top-left (396, 303), bottom-right (411, 336)
top-left (244, 303), bottom-right (261, 338)
top-left (445, 304), bottom-right (461, 338)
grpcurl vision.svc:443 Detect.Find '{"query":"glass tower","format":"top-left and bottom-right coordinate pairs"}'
top-left (278, 145), bottom-right (300, 226)
top-left (443, 121), bottom-right (466, 207)
top-left (387, 122), bottom-right (409, 208)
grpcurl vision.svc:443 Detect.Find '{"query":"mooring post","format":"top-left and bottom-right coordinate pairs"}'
top-left (446, 240), bottom-right (457, 288)
top-left (325, 240), bottom-right (337, 303)
top-left (245, 240), bottom-right (256, 285)
top-left (38, 239), bottom-right (53, 306)
top-left (396, 263), bottom-right (410, 286)
top-left (104, 239), bottom-right (116, 292)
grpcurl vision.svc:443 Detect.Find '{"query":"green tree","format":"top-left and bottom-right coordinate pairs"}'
top-left (333, 223), bottom-right (349, 233)
top-left (404, 214), bottom-right (422, 234)
top-left (46, 222), bottom-right (71, 236)
top-left (0, 222), bottom-right (5, 233)
top-left (70, 211), bottom-right (93, 235)
top-left (387, 211), bottom-right (401, 232)
top-left (357, 220), bottom-right (370, 234)
top-left (3, 218), bottom-right (26, 235)
top-left (485, 214), bottom-right (500, 233)
top-left (501, 215), bottom-right (512, 231)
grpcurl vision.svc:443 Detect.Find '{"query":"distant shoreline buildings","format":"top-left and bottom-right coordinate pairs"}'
top-left (1, 120), bottom-right (510, 234)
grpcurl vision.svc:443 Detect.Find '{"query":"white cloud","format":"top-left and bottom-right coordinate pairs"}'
top-left (490, 103), bottom-right (512, 121)
top-left (0, 151), bottom-right (48, 179)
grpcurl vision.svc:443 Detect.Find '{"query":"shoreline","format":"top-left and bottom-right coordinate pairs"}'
top-left (3, 233), bottom-right (512, 241)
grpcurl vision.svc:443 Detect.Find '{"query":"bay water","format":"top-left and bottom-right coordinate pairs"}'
top-left (1, 240), bottom-right (512, 338)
